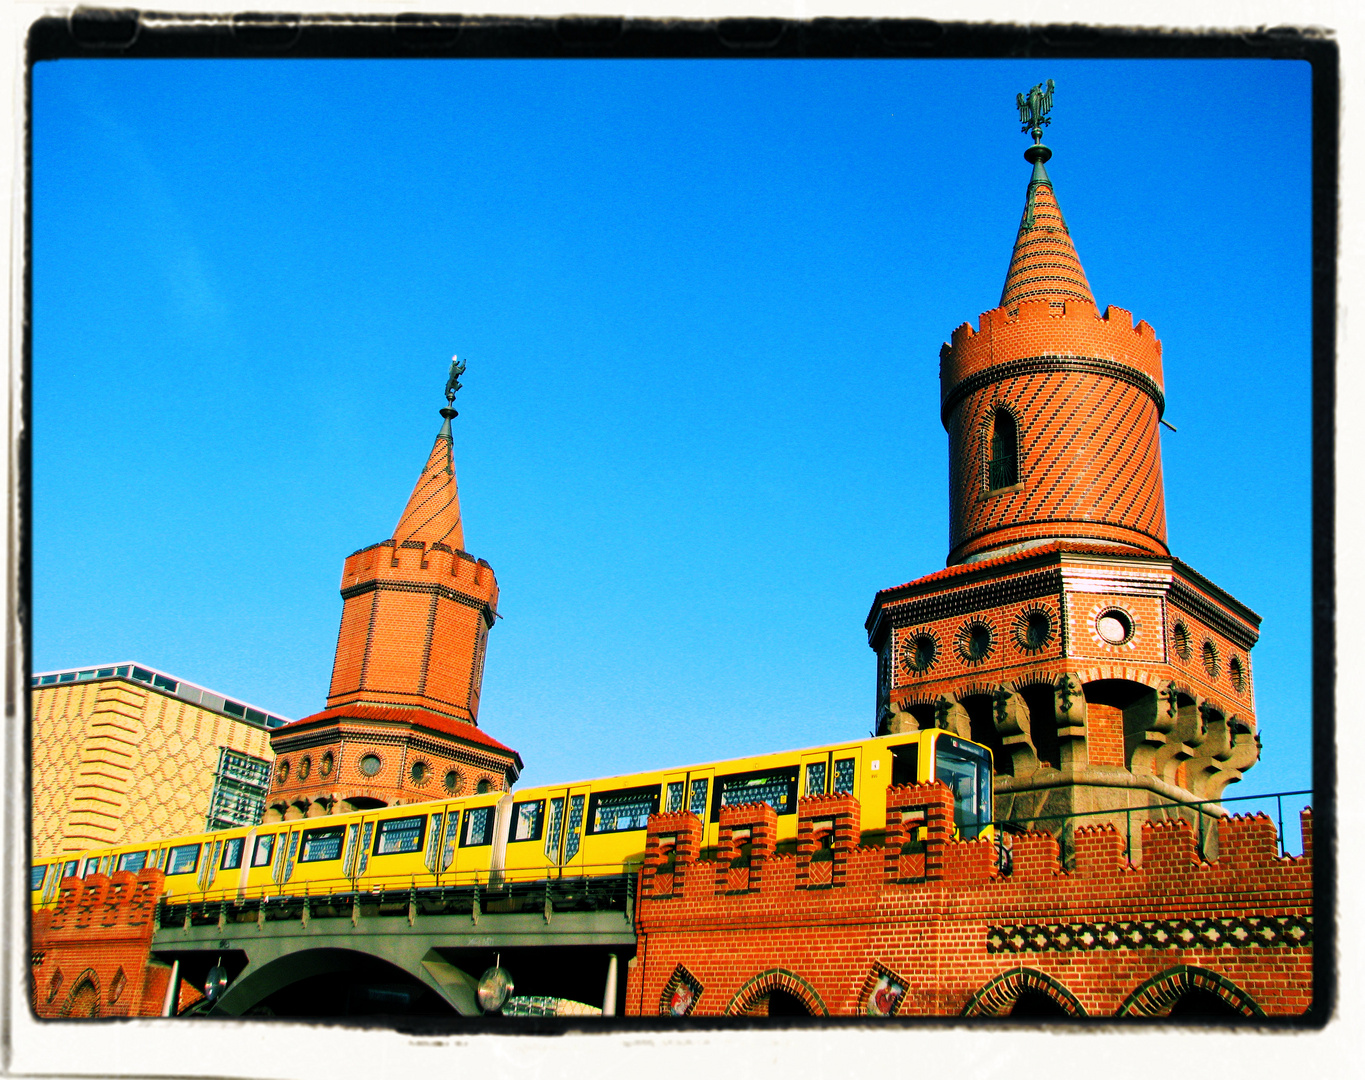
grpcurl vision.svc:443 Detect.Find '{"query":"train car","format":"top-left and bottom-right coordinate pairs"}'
top-left (31, 727), bottom-right (993, 908)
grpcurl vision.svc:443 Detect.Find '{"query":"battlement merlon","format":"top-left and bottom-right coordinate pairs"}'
top-left (339, 540), bottom-right (499, 614)
top-left (939, 300), bottom-right (1164, 422)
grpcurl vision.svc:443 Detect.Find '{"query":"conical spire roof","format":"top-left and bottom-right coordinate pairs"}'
top-left (1000, 149), bottom-right (1095, 309)
top-left (393, 413), bottom-right (465, 550)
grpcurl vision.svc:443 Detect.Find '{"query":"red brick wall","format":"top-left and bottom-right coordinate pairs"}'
top-left (627, 787), bottom-right (1312, 1018)
top-left (31, 869), bottom-right (172, 1018)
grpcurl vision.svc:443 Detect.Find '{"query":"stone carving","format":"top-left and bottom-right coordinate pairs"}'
top-left (992, 688), bottom-right (1040, 775)
top-left (933, 695), bottom-right (971, 739)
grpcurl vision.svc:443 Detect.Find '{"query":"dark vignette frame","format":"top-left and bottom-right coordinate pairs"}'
top-left (19, 12), bottom-right (1337, 1033)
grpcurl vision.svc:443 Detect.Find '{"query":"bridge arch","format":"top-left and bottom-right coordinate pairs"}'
top-left (1116, 965), bottom-right (1264, 1018)
top-left (726, 969), bottom-right (828, 1017)
top-left (961, 967), bottom-right (1086, 1017)
top-left (209, 945), bottom-right (473, 1017)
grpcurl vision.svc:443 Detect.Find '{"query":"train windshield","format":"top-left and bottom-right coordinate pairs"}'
top-left (933, 736), bottom-right (992, 839)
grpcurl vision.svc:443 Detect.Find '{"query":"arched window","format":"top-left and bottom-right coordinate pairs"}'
top-left (988, 408), bottom-right (1019, 490)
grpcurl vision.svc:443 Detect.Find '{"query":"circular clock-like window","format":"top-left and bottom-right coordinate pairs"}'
top-left (476, 778), bottom-right (493, 794)
top-left (320, 751), bottom-right (334, 778)
top-left (276, 759), bottom-right (290, 783)
top-left (904, 632), bottom-right (938, 673)
top-left (1203, 640), bottom-right (1221, 678)
top-left (1229, 654), bottom-right (1245, 692)
top-left (410, 760), bottom-right (429, 785)
top-left (297, 756), bottom-right (312, 781)
top-left (957, 621), bottom-right (994, 663)
top-left (1096, 609), bottom-right (1133, 645)
top-left (444, 769), bottom-right (461, 794)
top-left (1016, 608), bottom-right (1053, 651)
top-left (1172, 620), bottom-right (1192, 660)
top-left (359, 753), bottom-right (382, 777)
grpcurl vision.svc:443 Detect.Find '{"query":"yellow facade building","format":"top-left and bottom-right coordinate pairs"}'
top-left (30, 662), bottom-right (286, 857)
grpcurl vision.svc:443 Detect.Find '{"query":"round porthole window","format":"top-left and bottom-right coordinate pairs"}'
top-left (320, 751), bottom-right (334, 778)
top-left (476, 778), bottom-right (493, 794)
top-left (276, 759), bottom-right (290, 783)
top-left (1172, 620), bottom-right (1192, 660)
top-left (1096, 609), bottom-right (1133, 645)
top-left (444, 769), bottom-right (461, 794)
top-left (297, 755), bottom-right (312, 781)
top-left (903, 632), bottom-right (939, 674)
top-left (957, 621), bottom-right (994, 663)
top-left (1015, 607), bottom-right (1053, 652)
top-left (359, 753), bottom-right (382, 777)
top-left (410, 760), bottom-right (429, 785)
top-left (1229, 654), bottom-right (1245, 692)
top-left (1203, 640), bottom-right (1220, 678)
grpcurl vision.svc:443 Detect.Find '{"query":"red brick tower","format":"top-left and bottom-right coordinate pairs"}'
top-left (867, 90), bottom-right (1260, 840)
top-left (265, 362), bottom-right (521, 819)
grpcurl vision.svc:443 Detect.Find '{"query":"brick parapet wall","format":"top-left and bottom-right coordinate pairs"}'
top-left (627, 802), bottom-right (1312, 1018)
top-left (31, 869), bottom-right (175, 1018)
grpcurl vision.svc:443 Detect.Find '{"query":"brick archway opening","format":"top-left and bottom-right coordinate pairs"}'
top-left (59, 968), bottom-right (101, 1019)
top-left (962, 967), bottom-right (1086, 1018)
top-left (1117, 966), bottom-right (1264, 1019)
top-left (726, 969), bottom-right (828, 1017)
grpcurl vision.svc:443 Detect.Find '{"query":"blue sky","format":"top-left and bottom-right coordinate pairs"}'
top-left (32, 58), bottom-right (1312, 803)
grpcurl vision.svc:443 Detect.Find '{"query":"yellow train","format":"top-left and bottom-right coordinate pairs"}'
top-left (31, 729), bottom-right (992, 911)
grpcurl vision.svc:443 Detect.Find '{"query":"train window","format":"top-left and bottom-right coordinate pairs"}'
top-left (833, 758), bottom-right (856, 795)
top-left (565, 795), bottom-right (585, 860)
top-left (510, 801), bottom-right (544, 842)
top-left (117, 851), bottom-right (147, 873)
top-left (665, 782), bottom-right (684, 813)
top-left (251, 834), bottom-right (276, 868)
top-left (30, 865), bottom-right (45, 891)
top-left (62, 860), bottom-right (79, 879)
top-left (712, 767), bottom-right (799, 820)
top-left (933, 736), bottom-right (992, 839)
top-left (166, 844), bottom-right (201, 875)
top-left (423, 815), bottom-right (444, 872)
top-left (890, 744), bottom-right (919, 787)
top-left (299, 826), bottom-right (347, 863)
top-left (220, 837), bottom-right (245, 870)
top-left (805, 762), bottom-right (828, 796)
top-left (688, 780), bottom-right (708, 817)
top-left (463, 807), bottom-right (495, 847)
top-left (588, 785), bottom-right (660, 835)
top-left (82, 857), bottom-right (100, 877)
top-left (544, 798), bottom-right (565, 859)
top-left (374, 816), bottom-right (426, 856)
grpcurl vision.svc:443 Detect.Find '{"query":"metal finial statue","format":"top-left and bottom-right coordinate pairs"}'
top-left (1015, 80), bottom-right (1058, 233)
top-left (1016, 79), bottom-right (1055, 143)
top-left (441, 355), bottom-right (466, 420)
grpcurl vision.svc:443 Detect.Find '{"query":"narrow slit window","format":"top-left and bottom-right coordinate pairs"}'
top-left (988, 409), bottom-right (1019, 490)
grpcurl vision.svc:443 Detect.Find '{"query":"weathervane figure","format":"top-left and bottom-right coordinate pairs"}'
top-left (441, 355), bottom-right (466, 421)
top-left (1016, 79), bottom-right (1055, 142)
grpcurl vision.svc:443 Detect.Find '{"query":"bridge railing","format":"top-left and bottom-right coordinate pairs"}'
top-left (991, 788), bottom-right (1313, 873)
top-left (155, 866), bottom-right (638, 932)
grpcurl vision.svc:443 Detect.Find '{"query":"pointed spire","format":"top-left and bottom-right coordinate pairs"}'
top-left (393, 362), bottom-right (467, 550)
top-left (999, 120), bottom-right (1096, 310)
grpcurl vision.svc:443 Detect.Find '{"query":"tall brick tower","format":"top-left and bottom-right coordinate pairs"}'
top-left (866, 86), bottom-right (1260, 840)
top-left (264, 361), bottom-right (521, 820)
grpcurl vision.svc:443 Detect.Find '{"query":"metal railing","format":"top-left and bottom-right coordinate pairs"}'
top-left (155, 867), bottom-right (638, 931)
top-left (993, 788), bottom-right (1312, 873)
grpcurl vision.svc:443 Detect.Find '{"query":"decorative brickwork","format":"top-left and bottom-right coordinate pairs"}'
top-left (30, 869), bottom-right (175, 1018)
top-left (626, 801), bottom-right (1313, 1017)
